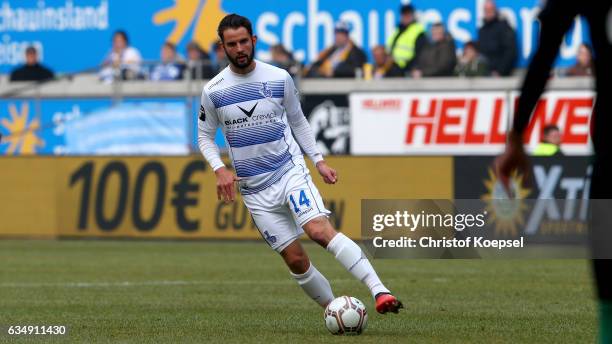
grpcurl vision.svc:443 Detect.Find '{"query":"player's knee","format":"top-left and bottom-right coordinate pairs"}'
top-left (305, 217), bottom-right (335, 247)
top-left (308, 229), bottom-right (327, 247)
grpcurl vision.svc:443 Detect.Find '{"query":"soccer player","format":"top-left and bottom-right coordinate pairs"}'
top-left (198, 14), bottom-right (403, 314)
top-left (495, 1), bottom-right (611, 342)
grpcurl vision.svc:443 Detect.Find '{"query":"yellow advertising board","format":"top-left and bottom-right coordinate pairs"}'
top-left (0, 156), bottom-right (453, 239)
top-left (0, 157), bottom-right (58, 237)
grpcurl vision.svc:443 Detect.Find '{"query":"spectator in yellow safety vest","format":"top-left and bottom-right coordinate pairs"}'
top-left (533, 124), bottom-right (564, 156)
top-left (386, 4), bottom-right (426, 73)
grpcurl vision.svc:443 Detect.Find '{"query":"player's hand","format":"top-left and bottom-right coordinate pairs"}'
top-left (215, 167), bottom-right (239, 202)
top-left (316, 161), bottom-right (337, 184)
top-left (494, 130), bottom-right (530, 198)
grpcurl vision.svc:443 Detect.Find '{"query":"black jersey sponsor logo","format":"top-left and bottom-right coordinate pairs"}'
top-left (225, 118), bottom-right (249, 125)
top-left (237, 102), bottom-right (258, 117)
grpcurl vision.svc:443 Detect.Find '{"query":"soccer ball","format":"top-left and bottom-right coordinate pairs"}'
top-left (324, 296), bottom-right (368, 335)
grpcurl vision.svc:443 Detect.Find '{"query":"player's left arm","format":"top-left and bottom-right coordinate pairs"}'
top-left (283, 73), bottom-right (337, 184)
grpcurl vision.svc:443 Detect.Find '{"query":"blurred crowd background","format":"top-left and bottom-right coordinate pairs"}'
top-left (5, 1), bottom-right (594, 83)
top-left (0, 0), bottom-right (595, 158)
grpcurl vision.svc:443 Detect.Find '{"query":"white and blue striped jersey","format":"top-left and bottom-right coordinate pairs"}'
top-left (198, 60), bottom-right (323, 195)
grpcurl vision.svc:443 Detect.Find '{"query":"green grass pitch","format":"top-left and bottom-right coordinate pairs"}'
top-left (0, 240), bottom-right (596, 343)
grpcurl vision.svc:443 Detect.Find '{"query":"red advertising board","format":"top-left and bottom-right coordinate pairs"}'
top-left (350, 91), bottom-right (594, 155)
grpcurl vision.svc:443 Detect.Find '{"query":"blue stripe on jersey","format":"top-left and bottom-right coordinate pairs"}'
top-left (226, 122), bottom-right (286, 148)
top-left (241, 161), bottom-right (294, 195)
top-left (209, 80), bottom-right (284, 108)
top-left (234, 149), bottom-right (292, 178)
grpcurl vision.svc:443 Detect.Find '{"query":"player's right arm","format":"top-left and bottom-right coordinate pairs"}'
top-left (198, 90), bottom-right (238, 202)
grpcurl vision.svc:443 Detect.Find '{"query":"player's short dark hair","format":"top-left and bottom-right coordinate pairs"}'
top-left (217, 14), bottom-right (253, 42)
top-left (543, 124), bottom-right (560, 136)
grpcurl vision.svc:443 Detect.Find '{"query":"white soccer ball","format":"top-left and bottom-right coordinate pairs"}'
top-left (324, 296), bottom-right (368, 335)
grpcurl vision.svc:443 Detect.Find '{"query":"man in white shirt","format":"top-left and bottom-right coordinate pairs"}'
top-left (99, 30), bottom-right (143, 82)
top-left (198, 14), bottom-right (402, 314)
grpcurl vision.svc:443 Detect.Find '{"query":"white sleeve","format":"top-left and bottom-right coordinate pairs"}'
top-left (283, 73), bottom-right (324, 164)
top-left (197, 90), bottom-right (225, 171)
top-left (124, 47), bottom-right (142, 64)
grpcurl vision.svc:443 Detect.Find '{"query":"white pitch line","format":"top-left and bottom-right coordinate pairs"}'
top-left (0, 279), bottom-right (356, 289)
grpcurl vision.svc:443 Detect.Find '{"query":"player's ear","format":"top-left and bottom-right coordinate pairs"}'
top-left (251, 35), bottom-right (257, 45)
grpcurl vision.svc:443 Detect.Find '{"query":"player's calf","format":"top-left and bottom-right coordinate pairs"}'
top-left (281, 240), bottom-right (335, 307)
top-left (280, 240), bottom-right (310, 274)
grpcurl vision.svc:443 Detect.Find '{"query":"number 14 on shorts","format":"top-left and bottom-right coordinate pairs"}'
top-left (289, 190), bottom-right (311, 214)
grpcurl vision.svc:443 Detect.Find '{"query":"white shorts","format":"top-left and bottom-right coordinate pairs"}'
top-left (241, 162), bottom-right (331, 252)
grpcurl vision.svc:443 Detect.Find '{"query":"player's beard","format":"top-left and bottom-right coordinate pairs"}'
top-left (225, 42), bottom-right (255, 69)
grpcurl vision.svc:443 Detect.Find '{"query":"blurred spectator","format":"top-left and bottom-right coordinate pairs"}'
top-left (10, 46), bottom-right (54, 82)
top-left (386, 4), bottom-right (426, 72)
top-left (150, 42), bottom-right (185, 81)
top-left (412, 23), bottom-right (456, 78)
top-left (371, 45), bottom-right (404, 78)
top-left (478, 0), bottom-right (517, 76)
top-left (186, 41), bottom-right (215, 80)
top-left (99, 30), bottom-right (143, 82)
top-left (565, 43), bottom-right (594, 77)
top-left (454, 41), bottom-right (490, 77)
top-left (533, 124), bottom-right (564, 156)
top-left (269, 44), bottom-right (300, 78)
top-left (304, 21), bottom-right (367, 78)
top-left (212, 42), bottom-right (229, 73)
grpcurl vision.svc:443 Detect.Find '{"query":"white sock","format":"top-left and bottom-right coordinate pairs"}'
top-left (327, 233), bottom-right (390, 299)
top-left (290, 263), bottom-right (335, 307)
